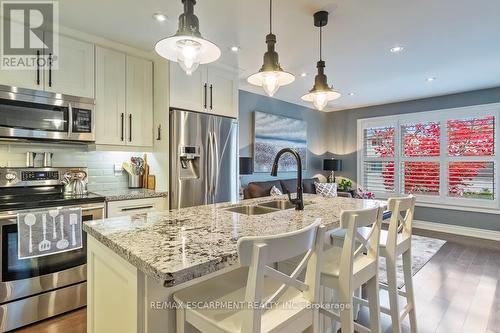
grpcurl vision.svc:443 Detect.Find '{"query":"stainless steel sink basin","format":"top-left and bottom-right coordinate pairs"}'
top-left (258, 200), bottom-right (313, 210)
top-left (223, 205), bottom-right (278, 215)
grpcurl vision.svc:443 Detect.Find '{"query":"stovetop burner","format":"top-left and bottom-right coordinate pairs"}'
top-left (0, 167), bottom-right (105, 212)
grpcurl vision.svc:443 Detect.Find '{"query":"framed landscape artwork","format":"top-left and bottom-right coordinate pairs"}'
top-left (253, 111), bottom-right (307, 172)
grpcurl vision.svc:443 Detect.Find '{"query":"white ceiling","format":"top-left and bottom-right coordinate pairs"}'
top-left (59, 0), bottom-right (500, 112)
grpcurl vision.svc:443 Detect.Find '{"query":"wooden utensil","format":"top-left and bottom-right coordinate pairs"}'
top-left (143, 154), bottom-right (149, 188)
top-left (147, 175), bottom-right (156, 190)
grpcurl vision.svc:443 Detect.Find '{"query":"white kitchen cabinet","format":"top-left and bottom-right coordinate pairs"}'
top-left (95, 50), bottom-right (153, 148)
top-left (169, 63), bottom-right (238, 118)
top-left (95, 47), bottom-right (126, 145)
top-left (45, 35), bottom-right (95, 98)
top-left (0, 28), bottom-right (94, 98)
top-left (0, 20), bottom-right (43, 90)
top-left (208, 67), bottom-right (238, 118)
top-left (106, 197), bottom-right (167, 218)
top-left (126, 56), bottom-right (153, 147)
top-left (169, 63), bottom-right (207, 113)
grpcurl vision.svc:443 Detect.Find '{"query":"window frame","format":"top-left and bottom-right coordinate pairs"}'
top-left (357, 103), bottom-right (500, 209)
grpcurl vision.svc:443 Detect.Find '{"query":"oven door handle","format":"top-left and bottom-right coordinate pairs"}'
top-left (0, 205), bottom-right (104, 223)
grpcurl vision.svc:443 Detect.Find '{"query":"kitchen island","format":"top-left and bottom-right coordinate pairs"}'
top-left (84, 194), bottom-right (385, 333)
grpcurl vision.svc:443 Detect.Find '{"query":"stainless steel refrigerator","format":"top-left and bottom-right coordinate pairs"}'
top-left (170, 109), bottom-right (238, 209)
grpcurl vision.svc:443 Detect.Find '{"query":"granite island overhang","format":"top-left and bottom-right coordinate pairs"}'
top-left (84, 194), bottom-right (387, 333)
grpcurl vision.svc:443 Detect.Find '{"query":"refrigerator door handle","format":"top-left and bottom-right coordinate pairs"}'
top-left (212, 130), bottom-right (220, 198)
top-left (207, 131), bottom-right (215, 202)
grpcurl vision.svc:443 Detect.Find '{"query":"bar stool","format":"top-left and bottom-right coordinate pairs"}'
top-left (320, 206), bottom-right (383, 333)
top-left (330, 196), bottom-right (418, 333)
top-left (173, 219), bottom-right (325, 333)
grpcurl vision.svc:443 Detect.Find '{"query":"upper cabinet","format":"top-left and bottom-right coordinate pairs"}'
top-left (95, 47), bottom-right (153, 148)
top-left (0, 23), bottom-right (94, 98)
top-left (45, 35), bottom-right (95, 98)
top-left (169, 63), bottom-right (238, 118)
top-left (126, 56), bottom-right (153, 147)
top-left (95, 46), bottom-right (126, 146)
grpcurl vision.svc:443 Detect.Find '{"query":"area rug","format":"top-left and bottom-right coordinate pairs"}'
top-left (378, 235), bottom-right (446, 288)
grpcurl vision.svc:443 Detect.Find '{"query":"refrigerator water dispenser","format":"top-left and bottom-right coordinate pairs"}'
top-left (179, 145), bottom-right (200, 179)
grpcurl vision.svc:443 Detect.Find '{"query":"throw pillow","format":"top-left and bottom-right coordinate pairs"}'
top-left (314, 182), bottom-right (338, 198)
top-left (354, 186), bottom-right (375, 199)
top-left (270, 185), bottom-right (283, 197)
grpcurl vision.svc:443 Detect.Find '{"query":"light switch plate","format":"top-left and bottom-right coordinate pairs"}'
top-left (114, 164), bottom-right (123, 176)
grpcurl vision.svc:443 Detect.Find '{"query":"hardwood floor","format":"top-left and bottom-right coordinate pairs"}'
top-left (13, 234), bottom-right (500, 333)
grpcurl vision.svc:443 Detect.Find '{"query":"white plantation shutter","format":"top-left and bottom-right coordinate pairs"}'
top-left (447, 116), bottom-right (495, 200)
top-left (361, 126), bottom-right (396, 194)
top-left (358, 105), bottom-right (499, 208)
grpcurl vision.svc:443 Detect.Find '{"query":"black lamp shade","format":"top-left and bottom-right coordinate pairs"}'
top-left (239, 157), bottom-right (254, 175)
top-left (323, 159), bottom-right (342, 171)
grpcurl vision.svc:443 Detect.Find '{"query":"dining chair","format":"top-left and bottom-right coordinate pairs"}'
top-left (320, 205), bottom-right (383, 333)
top-left (173, 219), bottom-right (325, 333)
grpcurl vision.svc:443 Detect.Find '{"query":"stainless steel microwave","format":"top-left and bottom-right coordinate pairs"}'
top-left (0, 85), bottom-right (95, 142)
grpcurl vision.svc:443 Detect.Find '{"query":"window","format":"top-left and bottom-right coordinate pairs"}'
top-left (358, 104), bottom-right (499, 208)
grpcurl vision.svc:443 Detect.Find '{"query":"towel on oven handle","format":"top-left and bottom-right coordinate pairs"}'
top-left (17, 207), bottom-right (83, 259)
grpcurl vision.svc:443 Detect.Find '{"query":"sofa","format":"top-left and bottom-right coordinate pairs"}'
top-left (243, 178), bottom-right (352, 199)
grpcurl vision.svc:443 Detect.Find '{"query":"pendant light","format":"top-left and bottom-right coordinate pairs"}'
top-left (155, 0), bottom-right (221, 75)
top-left (301, 11), bottom-right (341, 111)
top-left (247, 0), bottom-right (295, 97)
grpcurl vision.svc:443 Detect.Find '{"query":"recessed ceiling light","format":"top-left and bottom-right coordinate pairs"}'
top-left (390, 46), bottom-right (404, 53)
top-left (426, 77), bottom-right (437, 82)
top-left (152, 13), bottom-right (167, 22)
top-left (348, 92), bottom-right (355, 96)
top-left (230, 46), bottom-right (239, 52)
top-left (300, 72), bottom-right (307, 77)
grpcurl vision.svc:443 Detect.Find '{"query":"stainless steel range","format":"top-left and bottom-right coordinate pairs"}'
top-left (0, 167), bottom-right (105, 332)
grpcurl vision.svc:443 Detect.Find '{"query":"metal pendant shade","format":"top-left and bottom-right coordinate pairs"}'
top-left (301, 11), bottom-right (341, 111)
top-left (155, 0), bottom-right (221, 75)
top-left (247, 0), bottom-right (295, 96)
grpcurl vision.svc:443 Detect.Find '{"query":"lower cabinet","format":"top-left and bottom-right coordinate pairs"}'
top-left (106, 197), bottom-right (167, 218)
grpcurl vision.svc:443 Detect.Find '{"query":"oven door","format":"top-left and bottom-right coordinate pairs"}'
top-left (0, 204), bottom-right (103, 304)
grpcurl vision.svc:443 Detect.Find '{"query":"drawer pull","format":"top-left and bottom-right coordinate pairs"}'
top-left (120, 205), bottom-right (154, 212)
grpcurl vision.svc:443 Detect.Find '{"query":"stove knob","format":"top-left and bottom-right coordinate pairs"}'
top-left (5, 173), bottom-right (17, 182)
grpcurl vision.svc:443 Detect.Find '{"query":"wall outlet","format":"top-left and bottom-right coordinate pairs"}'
top-left (114, 164), bottom-right (123, 176)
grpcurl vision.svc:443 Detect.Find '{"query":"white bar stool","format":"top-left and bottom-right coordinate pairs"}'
top-left (331, 196), bottom-right (418, 333)
top-left (173, 219), bottom-right (325, 333)
top-left (320, 206), bottom-right (383, 333)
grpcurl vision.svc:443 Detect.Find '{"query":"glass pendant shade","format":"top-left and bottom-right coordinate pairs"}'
top-left (302, 12), bottom-right (341, 110)
top-left (301, 60), bottom-right (341, 111)
top-left (247, 1), bottom-right (295, 96)
top-left (155, 0), bottom-right (221, 75)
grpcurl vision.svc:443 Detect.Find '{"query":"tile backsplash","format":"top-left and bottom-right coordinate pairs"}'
top-left (0, 143), bottom-right (152, 192)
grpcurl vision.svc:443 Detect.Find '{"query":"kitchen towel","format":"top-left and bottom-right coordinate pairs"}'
top-left (17, 208), bottom-right (83, 259)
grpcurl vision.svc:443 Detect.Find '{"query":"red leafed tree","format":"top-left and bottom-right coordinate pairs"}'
top-left (371, 116), bottom-right (494, 197)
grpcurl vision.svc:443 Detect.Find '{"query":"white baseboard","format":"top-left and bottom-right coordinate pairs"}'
top-left (413, 220), bottom-right (500, 242)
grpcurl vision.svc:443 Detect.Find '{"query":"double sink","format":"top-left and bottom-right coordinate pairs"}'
top-left (223, 199), bottom-right (312, 215)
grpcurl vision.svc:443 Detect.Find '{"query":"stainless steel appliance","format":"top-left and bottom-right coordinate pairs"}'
top-left (0, 85), bottom-right (95, 142)
top-left (0, 167), bottom-right (105, 332)
top-left (170, 109), bottom-right (238, 209)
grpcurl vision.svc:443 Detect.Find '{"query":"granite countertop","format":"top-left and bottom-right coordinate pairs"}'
top-left (83, 194), bottom-right (386, 287)
top-left (91, 188), bottom-right (169, 202)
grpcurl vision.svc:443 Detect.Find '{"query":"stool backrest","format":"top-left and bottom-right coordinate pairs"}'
top-left (237, 219), bottom-right (324, 333)
top-left (386, 195), bottom-right (416, 250)
top-left (336, 206), bottom-right (383, 293)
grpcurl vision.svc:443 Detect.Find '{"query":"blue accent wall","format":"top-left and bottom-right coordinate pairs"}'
top-left (238, 90), bottom-right (330, 186)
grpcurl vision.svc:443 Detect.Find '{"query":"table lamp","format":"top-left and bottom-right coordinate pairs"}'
top-left (323, 158), bottom-right (342, 183)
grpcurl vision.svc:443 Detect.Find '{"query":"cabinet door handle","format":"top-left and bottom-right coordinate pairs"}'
top-left (36, 50), bottom-right (40, 85)
top-left (120, 205), bottom-right (154, 212)
top-left (120, 113), bottom-right (125, 141)
top-left (129, 114), bottom-right (132, 142)
top-left (210, 84), bottom-right (213, 110)
top-left (203, 83), bottom-right (208, 109)
top-left (48, 53), bottom-right (53, 87)
top-left (156, 124), bottom-right (161, 141)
